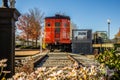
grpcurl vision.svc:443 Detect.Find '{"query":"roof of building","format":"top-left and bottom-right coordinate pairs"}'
top-left (45, 14), bottom-right (70, 20)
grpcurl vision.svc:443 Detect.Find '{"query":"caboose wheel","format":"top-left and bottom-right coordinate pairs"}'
top-left (50, 49), bottom-right (54, 52)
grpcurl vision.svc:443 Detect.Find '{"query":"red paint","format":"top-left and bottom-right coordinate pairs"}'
top-left (44, 14), bottom-right (71, 45)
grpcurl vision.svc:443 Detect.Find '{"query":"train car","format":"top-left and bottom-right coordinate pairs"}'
top-left (44, 14), bottom-right (71, 51)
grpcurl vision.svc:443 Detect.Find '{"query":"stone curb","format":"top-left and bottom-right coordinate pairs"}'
top-left (33, 50), bottom-right (49, 67)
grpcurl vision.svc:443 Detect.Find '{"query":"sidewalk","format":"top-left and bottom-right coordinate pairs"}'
top-left (15, 49), bottom-right (49, 62)
top-left (15, 50), bottom-right (40, 56)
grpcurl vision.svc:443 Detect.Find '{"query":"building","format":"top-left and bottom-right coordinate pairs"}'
top-left (72, 29), bottom-right (92, 54)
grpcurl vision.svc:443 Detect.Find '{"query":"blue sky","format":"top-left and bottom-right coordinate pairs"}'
top-left (0, 0), bottom-right (120, 39)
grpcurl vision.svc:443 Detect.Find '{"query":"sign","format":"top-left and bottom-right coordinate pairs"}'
top-left (74, 31), bottom-right (87, 40)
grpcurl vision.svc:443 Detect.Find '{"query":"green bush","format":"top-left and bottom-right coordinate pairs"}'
top-left (20, 46), bottom-right (32, 49)
top-left (20, 46), bottom-right (40, 49)
top-left (31, 46), bottom-right (40, 49)
top-left (15, 44), bottom-right (22, 48)
top-left (96, 49), bottom-right (120, 79)
top-left (114, 43), bottom-right (120, 48)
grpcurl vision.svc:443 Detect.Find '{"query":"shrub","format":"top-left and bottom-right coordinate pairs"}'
top-left (20, 46), bottom-right (32, 49)
top-left (20, 46), bottom-right (40, 49)
top-left (31, 46), bottom-right (40, 49)
top-left (96, 49), bottom-right (120, 79)
top-left (15, 44), bottom-right (22, 48)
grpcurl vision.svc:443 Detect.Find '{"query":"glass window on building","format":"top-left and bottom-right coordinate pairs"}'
top-left (55, 28), bottom-right (60, 32)
top-left (64, 23), bottom-right (68, 27)
top-left (46, 23), bottom-right (50, 27)
top-left (55, 22), bottom-right (60, 27)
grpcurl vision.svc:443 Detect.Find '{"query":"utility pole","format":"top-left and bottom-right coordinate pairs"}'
top-left (107, 19), bottom-right (111, 40)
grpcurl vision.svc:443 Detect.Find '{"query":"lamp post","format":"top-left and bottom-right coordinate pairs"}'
top-left (107, 19), bottom-right (111, 40)
top-left (40, 35), bottom-right (42, 53)
top-left (40, 30), bottom-right (43, 53)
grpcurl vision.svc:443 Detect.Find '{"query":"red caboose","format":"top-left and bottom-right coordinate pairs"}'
top-left (44, 14), bottom-right (71, 51)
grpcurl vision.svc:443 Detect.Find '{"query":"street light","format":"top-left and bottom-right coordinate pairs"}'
top-left (40, 30), bottom-right (43, 53)
top-left (107, 19), bottom-right (111, 39)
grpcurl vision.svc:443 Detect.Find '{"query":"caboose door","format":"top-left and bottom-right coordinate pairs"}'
top-left (55, 22), bottom-right (60, 42)
top-left (55, 28), bottom-right (60, 41)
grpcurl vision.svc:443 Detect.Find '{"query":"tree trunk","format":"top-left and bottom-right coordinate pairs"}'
top-left (32, 39), bottom-right (34, 46)
top-left (27, 34), bottom-right (29, 46)
top-left (35, 37), bottom-right (37, 47)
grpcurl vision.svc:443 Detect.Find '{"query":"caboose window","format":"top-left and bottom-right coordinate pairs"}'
top-left (55, 22), bottom-right (60, 27)
top-left (55, 28), bottom-right (60, 32)
top-left (46, 23), bottom-right (50, 27)
top-left (64, 23), bottom-right (68, 27)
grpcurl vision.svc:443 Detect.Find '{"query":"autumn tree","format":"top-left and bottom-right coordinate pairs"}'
top-left (16, 14), bottom-right (30, 46)
top-left (16, 8), bottom-right (44, 47)
top-left (28, 8), bottom-right (44, 47)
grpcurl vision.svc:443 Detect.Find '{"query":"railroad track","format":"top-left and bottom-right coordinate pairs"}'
top-left (35, 50), bottom-right (96, 68)
top-left (36, 51), bottom-right (74, 68)
top-left (15, 50), bottom-right (96, 69)
top-left (70, 54), bottom-right (96, 67)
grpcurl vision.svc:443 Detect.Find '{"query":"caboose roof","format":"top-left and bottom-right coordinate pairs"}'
top-left (45, 14), bottom-right (70, 20)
